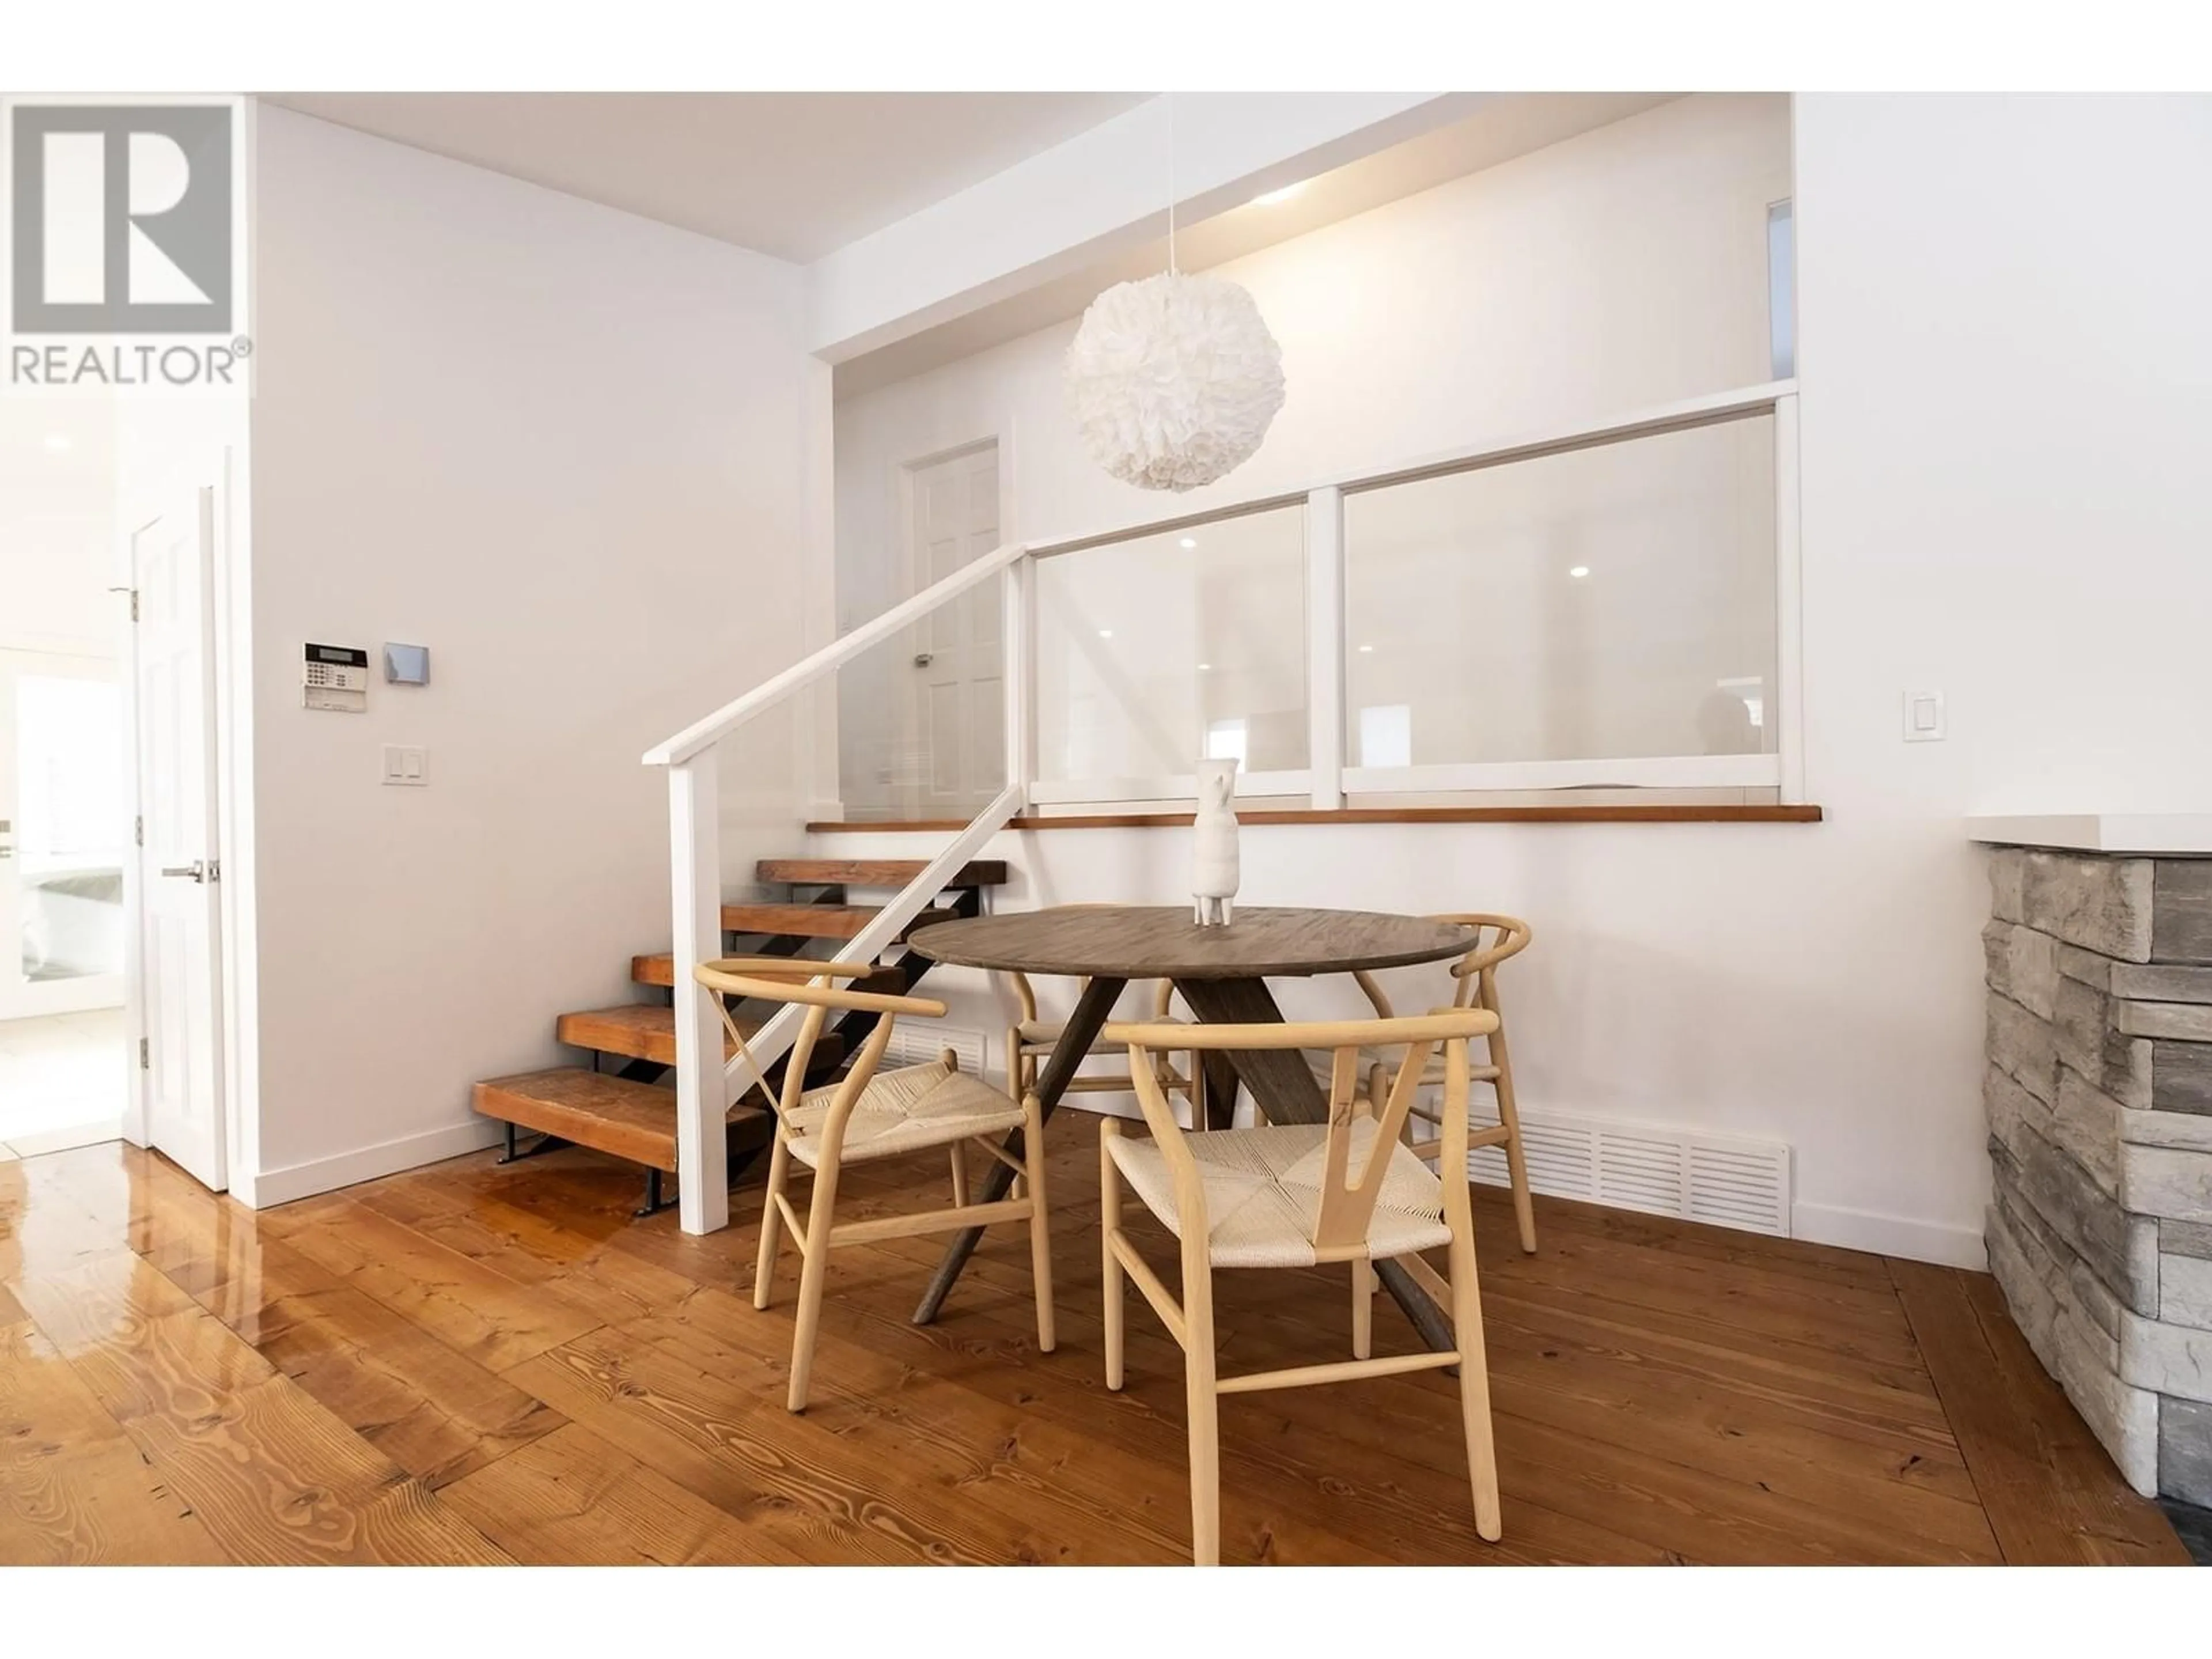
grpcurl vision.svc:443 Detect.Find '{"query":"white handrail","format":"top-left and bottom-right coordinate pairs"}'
top-left (643, 537), bottom-right (1029, 768)
top-left (1019, 380), bottom-right (1796, 560)
top-left (724, 781), bottom-right (1025, 1097)
top-left (660, 541), bottom-right (1031, 1236)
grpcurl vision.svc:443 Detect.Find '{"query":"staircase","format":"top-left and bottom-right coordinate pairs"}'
top-left (473, 856), bottom-right (1008, 1213)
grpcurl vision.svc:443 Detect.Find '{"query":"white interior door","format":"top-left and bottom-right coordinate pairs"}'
top-left (0, 648), bottom-right (127, 1021)
top-left (132, 491), bottom-right (226, 1190)
top-left (904, 444), bottom-right (1003, 816)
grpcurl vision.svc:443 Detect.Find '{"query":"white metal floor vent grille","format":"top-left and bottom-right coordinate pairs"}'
top-left (1462, 1104), bottom-right (1791, 1237)
top-left (879, 1022), bottom-right (988, 1079)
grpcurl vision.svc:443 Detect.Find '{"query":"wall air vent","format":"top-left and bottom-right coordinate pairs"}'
top-left (879, 1022), bottom-right (988, 1079)
top-left (1463, 1103), bottom-right (1791, 1237)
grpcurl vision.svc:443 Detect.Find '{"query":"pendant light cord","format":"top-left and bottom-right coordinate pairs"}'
top-left (1166, 92), bottom-right (1177, 276)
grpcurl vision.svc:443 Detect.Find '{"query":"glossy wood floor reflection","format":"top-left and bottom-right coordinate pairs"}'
top-left (1, 1129), bottom-right (2190, 1566)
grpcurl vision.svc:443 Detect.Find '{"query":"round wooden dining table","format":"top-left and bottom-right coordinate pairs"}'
top-left (904, 904), bottom-right (1479, 1349)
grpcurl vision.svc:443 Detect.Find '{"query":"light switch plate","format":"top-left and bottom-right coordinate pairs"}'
top-left (1902, 691), bottom-right (1946, 743)
top-left (381, 744), bottom-right (428, 785)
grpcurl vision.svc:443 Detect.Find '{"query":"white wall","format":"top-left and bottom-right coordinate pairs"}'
top-left (837, 94), bottom-right (1787, 586)
top-left (243, 107), bottom-right (817, 1200)
top-left (834, 93), bottom-right (1790, 810)
top-left (823, 92), bottom-right (2212, 1265)
top-left (1793, 93), bottom-right (2212, 814)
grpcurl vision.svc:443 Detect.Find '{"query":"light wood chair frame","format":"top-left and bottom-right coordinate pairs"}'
top-left (1350, 914), bottom-right (1537, 1254)
top-left (1005, 971), bottom-right (1209, 1128)
top-left (1101, 1009), bottom-right (1504, 1565)
top-left (696, 956), bottom-right (1055, 1414)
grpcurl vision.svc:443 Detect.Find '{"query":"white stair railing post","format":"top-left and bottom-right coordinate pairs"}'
top-left (1002, 556), bottom-right (1033, 808)
top-left (668, 748), bottom-right (729, 1234)
top-left (1305, 485), bottom-right (1346, 810)
top-left (1772, 391), bottom-right (1806, 805)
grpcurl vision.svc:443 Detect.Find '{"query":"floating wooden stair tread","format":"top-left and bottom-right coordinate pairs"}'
top-left (632, 952), bottom-right (904, 996)
top-left (555, 1004), bottom-right (844, 1071)
top-left (483, 847), bottom-right (1002, 1202)
top-left (718, 902), bottom-right (955, 941)
top-left (756, 858), bottom-right (1007, 888)
top-left (557, 1004), bottom-right (728, 1066)
top-left (472, 1068), bottom-right (762, 1173)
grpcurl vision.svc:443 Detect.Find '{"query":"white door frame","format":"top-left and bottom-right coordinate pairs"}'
top-left (892, 430), bottom-right (1017, 816)
top-left (118, 521), bottom-right (146, 1148)
top-left (894, 426), bottom-right (1018, 582)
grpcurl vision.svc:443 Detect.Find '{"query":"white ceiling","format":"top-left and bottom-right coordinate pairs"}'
top-left (263, 92), bottom-right (1151, 262)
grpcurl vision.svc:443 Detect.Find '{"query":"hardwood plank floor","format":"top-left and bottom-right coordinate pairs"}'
top-left (0, 1317), bottom-right (227, 1565)
top-left (441, 1421), bottom-right (813, 1566)
top-left (0, 1129), bottom-right (2191, 1566)
top-left (1891, 1257), bottom-right (2187, 1565)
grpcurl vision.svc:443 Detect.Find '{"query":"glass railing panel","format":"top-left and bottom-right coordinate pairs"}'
top-left (1343, 413), bottom-right (1778, 770)
top-left (1033, 505), bottom-right (1308, 789)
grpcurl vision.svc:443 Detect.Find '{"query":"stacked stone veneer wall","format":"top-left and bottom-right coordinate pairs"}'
top-left (1983, 848), bottom-right (2212, 1505)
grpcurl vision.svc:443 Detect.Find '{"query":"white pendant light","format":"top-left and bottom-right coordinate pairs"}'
top-left (1063, 99), bottom-right (1286, 493)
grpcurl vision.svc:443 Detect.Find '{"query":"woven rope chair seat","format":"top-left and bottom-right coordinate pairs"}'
top-left (1106, 1118), bottom-right (1451, 1268)
top-left (785, 1059), bottom-right (1025, 1169)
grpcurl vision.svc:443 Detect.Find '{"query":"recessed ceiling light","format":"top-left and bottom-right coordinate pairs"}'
top-left (43, 433), bottom-right (71, 453)
top-left (1098, 629), bottom-right (1113, 639)
top-left (1357, 643), bottom-right (1374, 653)
top-left (1251, 183), bottom-right (1306, 206)
top-left (1179, 536), bottom-right (1198, 550)
top-left (1569, 565), bottom-right (1591, 579)
top-left (1196, 662), bottom-right (1212, 672)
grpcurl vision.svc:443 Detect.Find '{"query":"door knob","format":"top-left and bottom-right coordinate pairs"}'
top-left (161, 860), bottom-right (209, 882)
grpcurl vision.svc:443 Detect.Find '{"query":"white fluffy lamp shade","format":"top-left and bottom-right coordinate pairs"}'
top-left (1063, 271), bottom-right (1287, 493)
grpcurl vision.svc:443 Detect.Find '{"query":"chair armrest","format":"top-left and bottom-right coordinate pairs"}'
top-left (1446, 916), bottom-right (1533, 979)
top-left (695, 955), bottom-right (877, 982)
top-left (696, 958), bottom-right (947, 1018)
top-left (1108, 1010), bottom-right (1492, 1051)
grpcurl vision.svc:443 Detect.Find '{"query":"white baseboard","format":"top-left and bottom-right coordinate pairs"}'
top-left (1080, 1101), bottom-right (1985, 1267)
top-left (237, 1118), bottom-right (503, 1209)
top-left (1792, 1199), bottom-right (1987, 1270)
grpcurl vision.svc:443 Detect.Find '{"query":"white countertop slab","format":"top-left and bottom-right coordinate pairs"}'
top-left (1967, 814), bottom-right (2212, 855)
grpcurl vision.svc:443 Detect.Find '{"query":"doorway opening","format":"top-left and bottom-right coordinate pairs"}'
top-left (3, 397), bottom-right (236, 1191)
top-left (0, 403), bottom-right (131, 1157)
